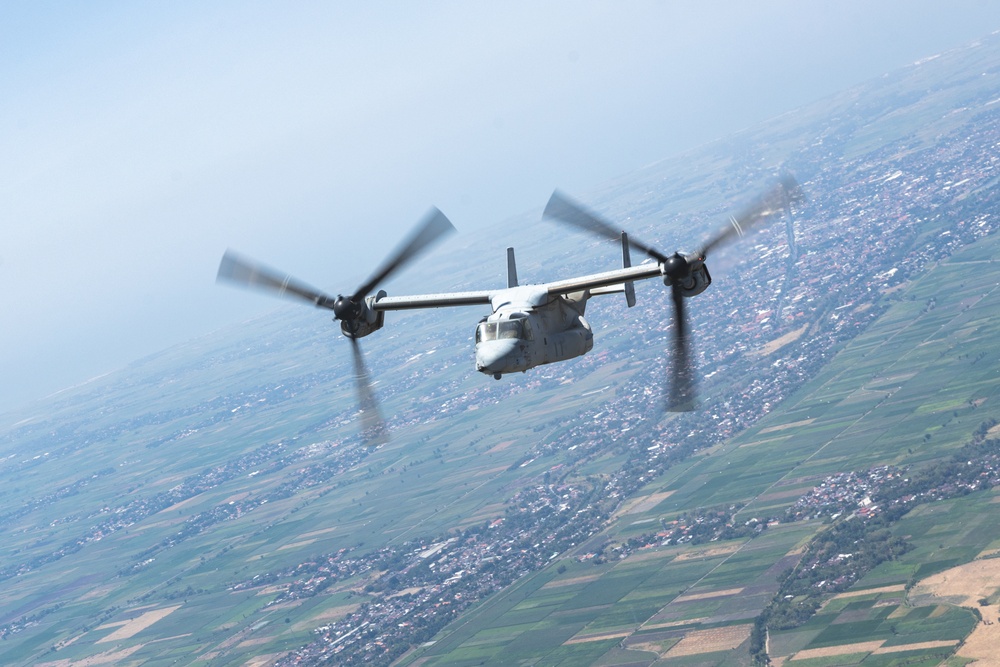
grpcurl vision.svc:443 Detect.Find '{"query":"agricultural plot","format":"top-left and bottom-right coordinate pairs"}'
top-left (403, 225), bottom-right (1000, 665)
top-left (0, 300), bottom-right (643, 666)
top-left (769, 594), bottom-right (974, 665)
top-left (5, 36), bottom-right (1000, 666)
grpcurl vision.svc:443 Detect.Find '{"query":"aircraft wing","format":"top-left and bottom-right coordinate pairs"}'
top-left (370, 264), bottom-right (663, 311)
top-left (543, 264), bottom-right (662, 296)
top-left (372, 290), bottom-right (494, 311)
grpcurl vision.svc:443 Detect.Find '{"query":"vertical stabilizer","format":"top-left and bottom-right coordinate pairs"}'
top-left (622, 232), bottom-right (636, 308)
top-left (506, 247), bottom-right (518, 288)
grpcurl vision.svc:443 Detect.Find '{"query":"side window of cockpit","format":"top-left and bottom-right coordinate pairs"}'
top-left (477, 322), bottom-right (498, 342)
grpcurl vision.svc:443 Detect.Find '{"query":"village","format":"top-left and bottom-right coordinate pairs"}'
top-left (268, 109), bottom-right (1000, 664)
top-left (2, 78), bottom-right (999, 663)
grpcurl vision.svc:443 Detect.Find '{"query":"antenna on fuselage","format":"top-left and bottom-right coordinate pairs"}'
top-left (506, 247), bottom-right (518, 288)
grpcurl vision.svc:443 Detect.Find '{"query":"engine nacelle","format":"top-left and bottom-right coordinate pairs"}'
top-left (679, 262), bottom-right (711, 297)
top-left (339, 290), bottom-right (387, 338)
top-left (662, 255), bottom-right (712, 298)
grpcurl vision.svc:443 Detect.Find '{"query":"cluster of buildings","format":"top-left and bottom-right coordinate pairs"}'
top-left (272, 483), bottom-right (608, 665)
top-left (784, 466), bottom-right (904, 522)
top-left (274, 104), bottom-right (1000, 663)
top-left (7, 76), bottom-right (1000, 662)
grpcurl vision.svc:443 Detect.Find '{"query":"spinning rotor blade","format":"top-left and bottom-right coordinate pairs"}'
top-left (217, 250), bottom-right (338, 310)
top-left (698, 174), bottom-right (802, 258)
top-left (350, 337), bottom-right (388, 447)
top-left (217, 208), bottom-right (453, 447)
top-left (544, 190), bottom-right (669, 262)
top-left (668, 283), bottom-right (696, 412)
top-left (352, 207), bottom-right (456, 300)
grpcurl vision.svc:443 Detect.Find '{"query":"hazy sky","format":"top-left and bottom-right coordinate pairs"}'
top-left (2, 1), bottom-right (999, 414)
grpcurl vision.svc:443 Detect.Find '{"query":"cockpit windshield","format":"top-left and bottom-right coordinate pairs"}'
top-left (476, 319), bottom-right (531, 343)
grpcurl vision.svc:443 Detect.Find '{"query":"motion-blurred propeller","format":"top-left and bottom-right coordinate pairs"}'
top-left (543, 176), bottom-right (800, 412)
top-left (217, 207), bottom-right (456, 445)
top-left (217, 251), bottom-right (338, 310)
top-left (698, 173), bottom-right (802, 257)
top-left (543, 191), bottom-right (669, 262)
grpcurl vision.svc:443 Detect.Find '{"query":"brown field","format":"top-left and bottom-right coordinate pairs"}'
top-left (564, 630), bottom-right (632, 645)
top-left (96, 605), bottom-right (181, 643)
top-left (663, 624), bottom-right (751, 657)
top-left (237, 636), bottom-right (275, 648)
top-left (485, 440), bottom-right (516, 454)
top-left (788, 640), bottom-right (884, 660)
top-left (785, 638), bottom-right (959, 662)
top-left (874, 639), bottom-right (958, 654)
top-left (255, 584), bottom-right (289, 596)
top-left (614, 490), bottom-right (675, 518)
top-left (541, 572), bottom-right (603, 589)
top-left (756, 325), bottom-right (809, 357)
top-left (910, 557), bottom-right (1000, 667)
top-left (295, 603), bottom-right (362, 631)
top-left (299, 526), bottom-right (338, 539)
top-left (674, 544), bottom-right (742, 561)
top-left (640, 617), bottom-right (708, 632)
top-left (759, 418), bottom-right (817, 434)
top-left (830, 584), bottom-right (906, 600)
top-left (738, 434), bottom-right (794, 448)
top-left (625, 548), bottom-right (677, 564)
top-left (674, 587), bottom-right (744, 603)
top-left (279, 539), bottom-right (316, 550)
top-left (887, 604), bottom-right (912, 619)
top-left (37, 644), bottom-right (143, 667)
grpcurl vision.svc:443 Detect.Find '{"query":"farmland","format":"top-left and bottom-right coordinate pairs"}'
top-left (3, 31), bottom-right (1000, 667)
top-left (401, 214), bottom-right (1000, 665)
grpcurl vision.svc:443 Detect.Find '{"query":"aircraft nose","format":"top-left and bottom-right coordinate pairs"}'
top-left (476, 339), bottom-right (519, 374)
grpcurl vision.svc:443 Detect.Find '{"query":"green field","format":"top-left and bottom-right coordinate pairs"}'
top-left (399, 223), bottom-right (1000, 666)
top-left (3, 34), bottom-right (1000, 667)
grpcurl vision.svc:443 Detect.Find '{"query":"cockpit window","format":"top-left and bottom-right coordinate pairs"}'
top-left (498, 321), bottom-right (521, 339)
top-left (477, 319), bottom-right (531, 342)
top-left (476, 321), bottom-right (497, 343)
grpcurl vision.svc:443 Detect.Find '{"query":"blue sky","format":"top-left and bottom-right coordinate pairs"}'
top-left (2, 1), bottom-right (999, 415)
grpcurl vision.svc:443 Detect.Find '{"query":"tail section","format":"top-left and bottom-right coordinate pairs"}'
top-left (506, 247), bottom-right (518, 288)
top-left (621, 231), bottom-right (636, 308)
top-left (588, 232), bottom-right (637, 307)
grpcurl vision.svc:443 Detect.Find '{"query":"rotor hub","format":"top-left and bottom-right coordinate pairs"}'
top-left (333, 295), bottom-right (362, 323)
top-left (663, 253), bottom-right (690, 282)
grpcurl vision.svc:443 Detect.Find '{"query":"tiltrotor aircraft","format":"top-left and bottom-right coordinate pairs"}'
top-left (218, 177), bottom-right (800, 444)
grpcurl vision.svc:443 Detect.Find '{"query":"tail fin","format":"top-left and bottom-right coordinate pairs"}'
top-left (622, 232), bottom-right (636, 308)
top-left (506, 247), bottom-right (518, 288)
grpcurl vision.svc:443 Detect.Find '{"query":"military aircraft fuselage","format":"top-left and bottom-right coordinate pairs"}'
top-left (218, 178), bottom-right (800, 437)
top-left (473, 285), bottom-right (593, 378)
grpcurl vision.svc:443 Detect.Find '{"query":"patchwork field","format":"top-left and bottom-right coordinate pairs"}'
top-left (4, 35), bottom-right (1000, 666)
top-left (400, 222), bottom-right (1000, 666)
